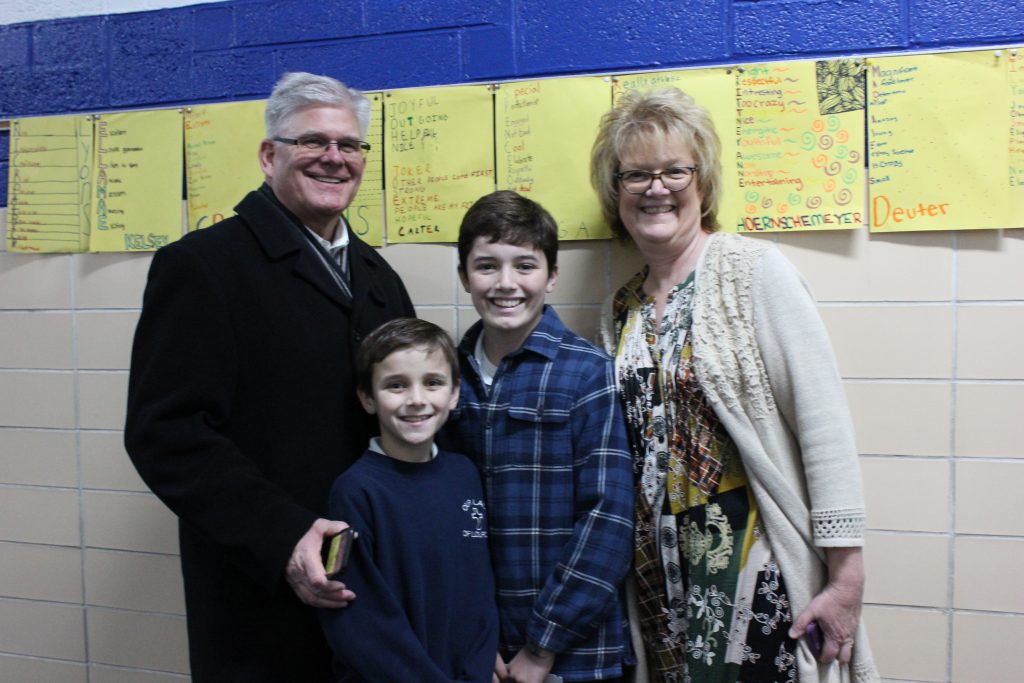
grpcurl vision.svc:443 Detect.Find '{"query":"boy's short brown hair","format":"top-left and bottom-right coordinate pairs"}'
top-left (457, 190), bottom-right (558, 272)
top-left (355, 318), bottom-right (459, 394)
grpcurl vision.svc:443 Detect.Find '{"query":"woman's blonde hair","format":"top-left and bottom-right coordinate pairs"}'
top-left (590, 87), bottom-right (723, 240)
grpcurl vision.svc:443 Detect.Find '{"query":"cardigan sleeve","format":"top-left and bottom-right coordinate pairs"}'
top-left (751, 247), bottom-right (866, 547)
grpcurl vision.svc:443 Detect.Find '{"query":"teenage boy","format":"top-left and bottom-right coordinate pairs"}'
top-left (319, 318), bottom-right (498, 683)
top-left (441, 191), bottom-right (634, 683)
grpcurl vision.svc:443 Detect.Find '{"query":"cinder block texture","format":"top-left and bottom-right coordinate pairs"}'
top-left (0, 24), bottom-right (29, 69)
top-left (235, 1), bottom-right (364, 46)
top-left (33, 16), bottom-right (105, 65)
top-left (518, 0), bottom-right (728, 72)
top-left (278, 32), bottom-right (465, 91)
top-left (191, 49), bottom-right (275, 100)
top-left (109, 10), bottom-right (191, 106)
top-left (192, 4), bottom-right (234, 51)
top-left (0, 0), bottom-right (1020, 124)
top-left (364, 0), bottom-right (508, 33)
top-left (913, 0), bottom-right (1024, 43)
top-left (734, 0), bottom-right (904, 55)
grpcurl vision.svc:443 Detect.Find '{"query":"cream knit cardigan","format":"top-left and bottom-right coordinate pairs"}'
top-left (600, 232), bottom-right (879, 683)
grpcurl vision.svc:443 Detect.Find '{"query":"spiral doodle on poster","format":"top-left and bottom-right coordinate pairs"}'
top-left (731, 58), bottom-right (865, 231)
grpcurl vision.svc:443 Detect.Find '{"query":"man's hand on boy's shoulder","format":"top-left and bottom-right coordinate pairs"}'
top-left (285, 518), bottom-right (356, 608)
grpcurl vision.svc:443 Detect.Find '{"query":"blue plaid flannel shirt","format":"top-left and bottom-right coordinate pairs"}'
top-left (440, 306), bottom-right (634, 681)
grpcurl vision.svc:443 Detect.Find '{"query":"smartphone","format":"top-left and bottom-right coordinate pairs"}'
top-left (321, 527), bottom-right (355, 579)
top-left (805, 621), bottom-right (824, 659)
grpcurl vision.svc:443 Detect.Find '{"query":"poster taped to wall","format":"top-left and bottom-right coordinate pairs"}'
top-left (91, 109), bottom-right (184, 252)
top-left (384, 85), bottom-right (495, 243)
top-left (6, 114), bottom-right (93, 253)
top-left (344, 92), bottom-right (385, 247)
top-left (616, 60), bottom-right (867, 234)
top-left (185, 100), bottom-right (266, 233)
top-left (496, 76), bottom-right (611, 240)
top-left (868, 49), bottom-right (1024, 232)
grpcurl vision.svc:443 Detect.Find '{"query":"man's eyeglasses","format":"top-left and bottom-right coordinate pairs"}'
top-left (615, 167), bottom-right (698, 194)
top-left (273, 135), bottom-right (371, 156)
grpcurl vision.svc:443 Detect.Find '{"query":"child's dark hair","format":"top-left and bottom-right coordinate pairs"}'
top-left (457, 190), bottom-right (559, 272)
top-left (355, 318), bottom-right (459, 394)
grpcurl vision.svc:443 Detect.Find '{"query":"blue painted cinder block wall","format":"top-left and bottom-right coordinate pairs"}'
top-left (2, 0), bottom-right (1023, 206)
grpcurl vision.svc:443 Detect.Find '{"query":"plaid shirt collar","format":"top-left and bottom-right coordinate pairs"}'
top-left (458, 305), bottom-right (563, 367)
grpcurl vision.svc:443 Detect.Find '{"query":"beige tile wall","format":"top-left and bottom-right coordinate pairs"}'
top-left (1, 210), bottom-right (1022, 681)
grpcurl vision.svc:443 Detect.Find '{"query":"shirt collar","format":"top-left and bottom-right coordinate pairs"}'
top-left (367, 436), bottom-right (437, 460)
top-left (305, 220), bottom-right (350, 256)
top-left (459, 305), bottom-right (563, 364)
top-left (472, 333), bottom-right (498, 386)
top-left (518, 305), bottom-right (563, 360)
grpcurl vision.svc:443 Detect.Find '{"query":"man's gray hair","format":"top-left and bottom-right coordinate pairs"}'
top-left (264, 72), bottom-right (372, 139)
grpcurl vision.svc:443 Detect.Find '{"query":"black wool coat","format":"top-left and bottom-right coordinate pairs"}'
top-left (125, 187), bottom-right (415, 682)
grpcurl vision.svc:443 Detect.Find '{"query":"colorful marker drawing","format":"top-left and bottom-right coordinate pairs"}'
top-left (816, 59), bottom-right (866, 115)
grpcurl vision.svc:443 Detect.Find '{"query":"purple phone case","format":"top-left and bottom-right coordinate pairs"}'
top-left (805, 621), bottom-right (824, 658)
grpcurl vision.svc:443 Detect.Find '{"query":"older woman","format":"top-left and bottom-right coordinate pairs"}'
top-left (591, 88), bottom-right (877, 683)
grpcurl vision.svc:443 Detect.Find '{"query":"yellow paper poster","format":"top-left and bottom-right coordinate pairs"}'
top-left (6, 114), bottom-right (93, 253)
top-left (185, 100), bottom-right (266, 232)
top-left (868, 51), bottom-right (1016, 232)
top-left (615, 63), bottom-right (865, 233)
top-left (496, 77), bottom-right (612, 240)
top-left (384, 85), bottom-right (494, 243)
top-left (90, 110), bottom-right (184, 252)
top-left (614, 70), bottom-right (709, 101)
top-left (344, 92), bottom-right (384, 247)
top-left (728, 60), bottom-right (866, 233)
top-left (1011, 49), bottom-right (1024, 219)
top-left (615, 68), bottom-right (738, 231)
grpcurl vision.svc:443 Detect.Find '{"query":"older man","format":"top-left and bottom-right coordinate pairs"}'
top-left (125, 72), bottom-right (414, 681)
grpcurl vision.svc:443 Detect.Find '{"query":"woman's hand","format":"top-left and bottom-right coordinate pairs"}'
top-left (789, 546), bottom-right (864, 665)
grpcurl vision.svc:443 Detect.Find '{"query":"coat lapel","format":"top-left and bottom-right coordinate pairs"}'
top-left (347, 232), bottom-right (390, 317)
top-left (236, 188), bottom-right (353, 311)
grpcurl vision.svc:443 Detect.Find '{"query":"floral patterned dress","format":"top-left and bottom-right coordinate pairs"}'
top-left (610, 269), bottom-right (798, 683)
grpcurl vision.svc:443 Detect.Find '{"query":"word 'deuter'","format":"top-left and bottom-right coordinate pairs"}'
top-left (871, 195), bottom-right (950, 228)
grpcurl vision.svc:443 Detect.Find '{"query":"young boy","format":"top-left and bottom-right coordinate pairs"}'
top-left (319, 318), bottom-right (498, 683)
top-left (440, 191), bottom-right (634, 683)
